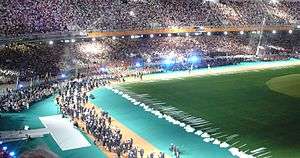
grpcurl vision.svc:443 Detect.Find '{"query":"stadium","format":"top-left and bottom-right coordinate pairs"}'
top-left (0, 0), bottom-right (300, 158)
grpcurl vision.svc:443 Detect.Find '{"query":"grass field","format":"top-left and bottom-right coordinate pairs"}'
top-left (121, 66), bottom-right (300, 158)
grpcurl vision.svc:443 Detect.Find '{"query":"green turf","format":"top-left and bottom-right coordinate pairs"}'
top-left (121, 66), bottom-right (300, 158)
top-left (266, 74), bottom-right (300, 98)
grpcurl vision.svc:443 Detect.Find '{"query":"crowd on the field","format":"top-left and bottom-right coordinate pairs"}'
top-left (57, 77), bottom-right (168, 158)
top-left (0, 83), bottom-right (56, 112)
top-left (0, 0), bottom-right (298, 36)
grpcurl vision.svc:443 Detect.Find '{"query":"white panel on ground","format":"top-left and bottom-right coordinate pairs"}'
top-left (39, 115), bottom-right (91, 151)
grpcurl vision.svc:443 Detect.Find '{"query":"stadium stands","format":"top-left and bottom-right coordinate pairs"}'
top-left (0, 1), bottom-right (300, 158)
top-left (0, 0), bottom-right (299, 36)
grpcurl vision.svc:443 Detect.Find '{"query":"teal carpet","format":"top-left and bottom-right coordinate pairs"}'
top-left (0, 96), bottom-right (106, 158)
top-left (91, 88), bottom-right (234, 158)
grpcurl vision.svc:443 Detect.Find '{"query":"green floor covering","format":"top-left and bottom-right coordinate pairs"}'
top-left (0, 96), bottom-right (106, 158)
top-left (91, 88), bottom-right (234, 158)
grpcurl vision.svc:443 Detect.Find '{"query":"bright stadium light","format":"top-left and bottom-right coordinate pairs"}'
top-left (185, 33), bottom-right (189, 36)
top-left (168, 33), bottom-right (172, 37)
top-left (270, 0), bottom-right (279, 4)
top-left (100, 67), bottom-right (106, 72)
top-left (207, 32), bottom-right (211, 36)
top-left (163, 58), bottom-right (174, 66)
top-left (147, 58), bottom-right (152, 63)
top-left (130, 35), bottom-right (135, 39)
top-left (224, 31), bottom-right (228, 35)
top-left (288, 30), bottom-right (293, 34)
top-left (204, 0), bottom-right (219, 3)
top-left (49, 40), bottom-right (54, 45)
top-left (18, 84), bottom-right (23, 88)
top-left (188, 56), bottom-right (199, 64)
top-left (80, 43), bottom-right (108, 54)
top-left (92, 37), bottom-right (96, 41)
top-left (71, 39), bottom-right (76, 43)
top-left (9, 152), bottom-right (15, 157)
top-left (240, 31), bottom-right (244, 35)
top-left (135, 62), bottom-right (141, 67)
top-left (64, 39), bottom-right (70, 43)
top-left (150, 34), bottom-right (154, 38)
top-left (272, 30), bottom-right (277, 34)
top-left (129, 11), bottom-right (135, 16)
top-left (112, 36), bottom-right (116, 40)
top-left (3, 146), bottom-right (7, 151)
top-left (297, 25), bottom-right (300, 29)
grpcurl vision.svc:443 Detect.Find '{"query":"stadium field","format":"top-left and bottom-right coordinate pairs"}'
top-left (121, 66), bottom-right (300, 158)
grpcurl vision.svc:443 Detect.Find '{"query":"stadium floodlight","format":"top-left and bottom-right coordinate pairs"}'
top-left (0, 141), bottom-right (2, 144)
top-left (185, 33), bottom-right (189, 36)
top-left (150, 34), bottom-right (154, 38)
top-left (168, 33), bottom-right (172, 37)
top-left (135, 62), bottom-right (141, 67)
top-left (224, 31), bottom-right (228, 35)
top-left (64, 39), bottom-right (70, 43)
top-left (188, 55), bottom-right (199, 64)
top-left (130, 35), bottom-right (135, 39)
top-left (92, 37), bottom-right (96, 41)
top-left (129, 11), bottom-right (135, 16)
top-left (100, 67), bottom-right (106, 72)
top-left (204, 0), bottom-right (219, 3)
top-left (270, 0), bottom-right (279, 4)
top-left (9, 152), bottom-right (15, 157)
top-left (112, 36), bottom-right (116, 40)
top-left (272, 30), bottom-right (277, 34)
top-left (147, 58), bottom-right (151, 63)
top-left (240, 31), bottom-right (244, 35)
top-left (207, 32), bottom-right (211, 36)
top-left (297, 25), bottom-right (300, 29)
top-left (18, 84), bottom-right (23, 88)
top-left (49, 40), bottom-right (54, 45)
top-left (3, 146), bottom-right (7, 151)
top-left (163, 58), bottom-right (174, 66)
top-left (288, 30), bottom-right (293, 34)
top-left (71, 39), bottom-right (76, 43)
top-left (61, 74), bottom-right (66, 78)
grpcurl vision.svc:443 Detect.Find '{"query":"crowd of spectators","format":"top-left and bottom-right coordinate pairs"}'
top-left (57, 77), bottom-right (166, 158)
top-left (0, 83), bottom-right (56, 112)
top-left (0, 68), bottom-right (18, 84)
top-left (0, 0), bottom-right (299, 36)
top-left (0, 31), bottom-right (299, 85)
